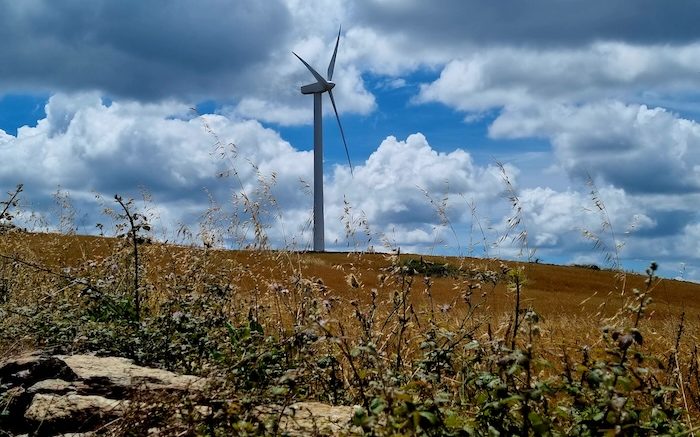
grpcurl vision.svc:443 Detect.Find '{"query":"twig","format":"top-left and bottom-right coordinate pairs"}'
top-left (676, 350), bottom-right (694, 434)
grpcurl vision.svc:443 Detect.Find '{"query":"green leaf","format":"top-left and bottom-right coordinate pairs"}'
top-left (501, 394), bottom-right (524, 405)
top-left (370, 397), bottom-right (386, 414)
top-left (434, 391), bottom-right (451, 404)
top-left (270, 386), bottom-right (288, 396)
top-left (420, 411), bottom-right (437, 423)
top-left (249, 318), bottom-right (264, 335)
top-left (444, 412), bottom-right (463, 429)
top-left (528, 412), bottom-right (549, 434)
top-left (465, 340), bottom-right (480, 350)
top-left (352, 407), bottom-right (370, 428)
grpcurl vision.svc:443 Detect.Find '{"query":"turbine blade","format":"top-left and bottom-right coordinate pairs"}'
top-left (293, 52), bottom-right (329, 87)
top-left (327, 26), bottom-right (341, 80)
top-left (328, 89), bottom-right (353, 176)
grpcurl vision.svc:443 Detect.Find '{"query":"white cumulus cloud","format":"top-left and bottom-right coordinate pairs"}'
top-left (1, 94), bottom-right (510, 254)
top-left (490, 101), bottom-right (700, 194)
top-left (416, 43), bottom-right (700, 115)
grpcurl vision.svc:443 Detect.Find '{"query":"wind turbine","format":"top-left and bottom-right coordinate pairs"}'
top-left (294, 27), bottom-right (352, 252)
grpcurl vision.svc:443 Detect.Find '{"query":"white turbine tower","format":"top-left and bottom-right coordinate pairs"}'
top-left (294, 27), bottom-right (352, 252)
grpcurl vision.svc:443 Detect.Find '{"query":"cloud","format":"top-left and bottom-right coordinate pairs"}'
top-left (490, 101), bottom-right (700, 194)
top-left (4, 2), bottom-right (700, 279)
top-left (0, 93), bottom-right (314, 235)
top-left (0, 0), bottom-right (292, 100)
top-left (518, 186), bottom-right (654, 247)
top-left (326, 133), bottom-right (506, 244)
top-left (3, 1), bottom-right (700, 128)
top-left (489, 183), bottom-right (700, 277)
top-left (232, 63), bottom-right (377, 125)
top-left (0, 1), bottom-right (381, 125)
top-left (0, 93), bottom-right (507, 253)
top-left (7, 2), bottom-right (698, 130)
top-left (2, 93), bottom-right (699, 278)
top-left (416, 43), bottom-right (700, 114)
top-left (353, 0), bottom-right (700, 47)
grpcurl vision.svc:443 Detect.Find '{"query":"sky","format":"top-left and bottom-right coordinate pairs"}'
top-left (1, 0), bottom-right (700, 280)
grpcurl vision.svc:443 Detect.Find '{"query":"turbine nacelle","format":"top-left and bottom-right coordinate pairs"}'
top-left (300, 81), bottom-right (335, 95)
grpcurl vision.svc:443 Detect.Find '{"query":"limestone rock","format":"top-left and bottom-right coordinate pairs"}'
top-left (1, 351), bottom-right (358, 436)
top-left (257, 401), bottom-right (359, 436)
top-left (0, 350), bottom-right (77, 386)
top-left (24, 393), bottom-right (126, 433)
top-left (28, 378), bottom-right (87, 395)
top-left (0, 351), bottom-right (206, 436)
top-left (58, 354), bottom-right (207, 394)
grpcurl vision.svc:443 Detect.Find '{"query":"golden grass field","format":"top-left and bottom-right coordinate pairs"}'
top-left (3, 229), bottom-right (700, 433)
top-left (4, 230), bottom-right (699, 357)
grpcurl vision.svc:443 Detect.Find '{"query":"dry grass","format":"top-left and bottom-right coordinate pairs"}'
top-left (3, 230), bottom-right (699, 356)
top-left (3, 229), bottom-right (700, 433)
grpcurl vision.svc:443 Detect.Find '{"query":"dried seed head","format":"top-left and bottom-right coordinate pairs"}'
top-left (346, 273), bottom-right (361, 289)
top-left (617, 334), bottom-right (634, 351)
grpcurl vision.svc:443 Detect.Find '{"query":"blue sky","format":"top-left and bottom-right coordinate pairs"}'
top-left (1, 0), bottom-right (700, 280)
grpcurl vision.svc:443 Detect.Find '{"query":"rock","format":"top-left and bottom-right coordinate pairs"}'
top-left (24, 393), bottom-right (126, 434)
top-left (28, 378), bottom-right (87, 395)
top-left (1, 351), bottom-right (358, 436)
top-left (58, 354), bottom-right (207, 396)
top-left (0, 351), bottom-right (206, 435)
top-left (256, 401), bottom-right (359, 436)
top-left (0, 385), bottom-right (30, 425)
top-left (0, 350), bottom-right (78, 386)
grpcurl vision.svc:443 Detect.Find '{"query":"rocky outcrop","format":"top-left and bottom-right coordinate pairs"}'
top-left (0, 351), bottom-right (205, 436)
top-left (0, 351), bottom-right (358, 436)
top-left (57, 354), bottom-right (206, 395)
top-left (24, 393), bottom-right (126, 431)
top-left (256, 402), bottom-right (359, 436)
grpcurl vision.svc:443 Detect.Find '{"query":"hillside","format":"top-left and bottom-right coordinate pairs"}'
top-left (4, 230), bottom-right (699, 320)
top-left (2, 230), bottom-right (700, 435)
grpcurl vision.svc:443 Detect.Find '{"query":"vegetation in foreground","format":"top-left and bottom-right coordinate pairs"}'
top-left (1, 185), bottom-right (700, 436)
